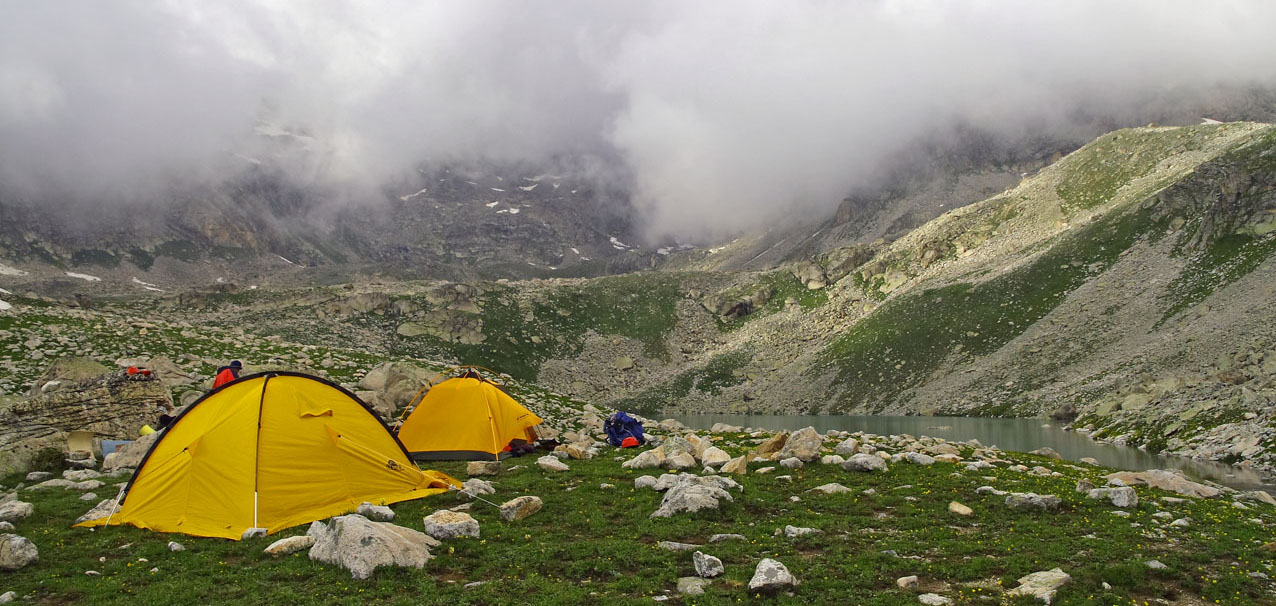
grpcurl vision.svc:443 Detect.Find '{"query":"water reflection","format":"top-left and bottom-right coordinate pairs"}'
top-left (665, 413), bottom-right (1275, 494)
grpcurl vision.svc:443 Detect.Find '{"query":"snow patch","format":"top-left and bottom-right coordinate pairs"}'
top-left (570, 247), bottom-right (580, 255)
top-left (657, 247), bottom-right (671, 255)
top-left (249, 285), bottom-right (259, 290)
top-left (609, 237), bottom-right (630, 251)
top-left (508, 208), bottom-right (520, 214)
top-left (0, 263), bottom-right (28, 276)
top-left (552, 182), bottom-right (560, 190)
top-left (496, 209), bottom-right (509, 214)
top-left (518, 184), bottom-right (538, 192)
top-left (277, 255), bottom-right (300, 267)
top-left (466, 180), bottom-right (478, 186)
top-left (398, 187), bottom-right (428, 201)
top-left (65, 272), bottom-right (101, 282)
top-left (490, 188), bottom-right (506, 192)
top-left (132, 277), bottom-right (164, 292)
top-left (485, 201), bottom-right (500, 208)
top-left (216, 277), bottom-right (226, 283)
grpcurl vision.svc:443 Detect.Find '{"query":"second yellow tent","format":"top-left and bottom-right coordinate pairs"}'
top-left (398, 376), bottom-right (542, 460)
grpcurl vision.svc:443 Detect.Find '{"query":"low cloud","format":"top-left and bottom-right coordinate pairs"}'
top-left (2, 1), bottom-right (1275, 242)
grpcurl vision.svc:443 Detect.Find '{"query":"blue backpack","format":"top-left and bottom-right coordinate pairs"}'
top-left (604, 412), bottom-right (646, 447)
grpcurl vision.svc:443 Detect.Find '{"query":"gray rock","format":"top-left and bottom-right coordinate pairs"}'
top-left (896, 575), bottom-right (919, 589)
top-left (0, 501), bottom-right (33, 524)
top-left (466, 461), bottom-right (501, 476)
top-left (820, 455), bottom-right (846, 465)
top-left (241, 527), bottom-right (268, 539)
top-left (0, 534), bottom-right (38, 570)
top-left (634, 475), bottom-right (658, 490)
top-left (1086, 487), bottom-right (1138, 508)
top-left (843, 453), bottom-right (888, 472)
top-left (776, 427), bottom-right (823, 462)
top-left (783, 525), bottom-right (821, 538)
top-left (499, 496), bottom-right (543, 522)
top-left (1104, 470), bottom-right (1220, 499)
top-left (459, 478), bottom-right (495, 500)
top-left (918, 594), bottom-right (953, 605)
top-left (657, 541), bottom-right (701, 551)
top-left (720, 455), bottom-right (749, 475)
top-left (709, 533), bottom-right (746, 543)
top-left (168, 541), bottom-right (185, 552)
top-left (976, 486), bottom-right (1008, 496)
top-left (28, 478), bottom-right (103, 491)
top-left (677, 576), bottom-right (709, 596)
top-left (1030, 447), bottom-right (1063, 460)
top-left (621, 448), bottom-right (665, 470)
top-left (537, 455), bottom-right (569, 472)
top-left (0, 522), bottom-right (12, 532)
top-left (700, 447), bottom-right (731, 467)
top-left (79, 492), bottom-right (98, 501)
top-left (1005, 493), bottom-right (1062, 512)
top-left (423, 510), bottom-right (480, 540)
top-left (23, 472), bottom-right (51, 483)
top-left (834, 438), bottom-right (858, 456)
top-left (748, 558), bottom-right (796, 592)
top-left (1145, 560), bottom-right (1167, 570)
top-left (74, 497), bottom-right (119, 524)
top-left (664, 452), bottom-right (698, 471)
top-left (0, 590), bottom-right (15, 603)
top-left (899, 452), bottom-right (936, 466)
top-left (1007, 567), bottom-right (1071, 603)
top-left (693, 550), bottom-right (724, 577)
top-left (356, 502), bottom-right (395, 522)
top-left (306, 515), bottom-right (436, 579)
top-left (102, 432), bottom-right (160, 472)
top-left (651, 477), bottom-right (734, 518)
top-left (779, 457), bottom-right (804, 469)
top-left (62, 469), bottom-right (102, 481)
top-left (264, 535), bottom-right (315, 556)
top-left (809, 483), bottom-right (850, 494)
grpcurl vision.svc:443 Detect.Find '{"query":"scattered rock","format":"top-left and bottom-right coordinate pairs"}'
top-left (24, 472), bottom-right (51, 482)
top-left (264, 535), bottom-right (315, 556)
top-left (102, 431), bottom-right (160, 472)
top-left (657, 541), bottom-right (701, 551)
top-left (810, 483), bottom-right (850, 494)
top-left (0, 534), bottom-right (38, 570)
top-left (537, 455), bottom-right (570, 472)
top-left (423, 510), bottom-right (480, 540)
top-left (664, 452), bottom-right (698, 471)
top-left (700, 447), bottom-right (731, 467)
top-left (948, 501), bottom-right (973, 516)
top-left (74, 497), bottom-right (119, 524)
top-left (634, 475), bottom-right (658, 490)
top-left (693, 550), bottom-right (724, 577)
top-left (897, 575), bottom-right (919, 589)
top-left (834, 438), bottom-right (858, 456)
top-left (1030, 447), bottom-right (1063, 460)
top-left (0, 591), bottom-right (15, 603)
top-left (776, 427), bottom-right (822, 462)
top-left (241, 528), bottom-right (268, 540)
top-left (783, 525), bottom-right (821, 538)
top-left (466, 461), bottom-right (501, 476)
top-left (748, 558), bottom-right (796, 592)
top-left (1008, 567), bottom-right (1071, 604)
top-left (306, 515), bottom-right (437, 579)
top-left (709, 533), bottom-right (746, 543)
top-left (720, 455), bottom-right (749, 475)
top-left (1005, 493), bottom-right (1062, 512)
top-left (651, 476), bottom-right (734, 518)
top-left (459, 478), bottom-right (495, 500)
top-left (1145, 560), bottom-right (1168, 570)
top-left (843, 453), bottom-right (888, 472)
top-left (62, 469), bottom-right (101, 481)
top-left (621, 448), bottom-right (665, 470)
top-left (754, 433), bottom-right (789, 458)
top-left (1104, 470), bottom-right (1220, 499)
top-left (499, 496), bottom-right (543, 522)
top-left (1086, 487), bottom-right (1138, 508)
top-left (356, 502), bottom-right (395, 522)
top-left (918, 594), bottom-right (953, 605)
top-left (779, 457), bottom-right (803, 469)
top-left (168, 541), bottom-right (184, 552)
top-left (899, 452), bottom-right (936, 466)
top-left (0, 501), bottom-right (33, 524)
top-left (677, 576), bottom-right (709, 596)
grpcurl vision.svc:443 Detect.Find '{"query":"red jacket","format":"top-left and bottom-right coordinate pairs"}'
top-left (213, 368), bottom-right (238, 388)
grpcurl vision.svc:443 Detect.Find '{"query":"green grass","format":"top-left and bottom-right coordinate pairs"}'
top-left (1054, 126), bottom-right (1216, 212)
top-left (1159, 232), bottom-right (1276, 325)
top-left (820, 205), bottom-right (1167, 412)
top-left (3, 441), bottom-right (1273, 605)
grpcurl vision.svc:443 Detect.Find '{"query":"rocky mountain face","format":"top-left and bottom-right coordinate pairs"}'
top-left (3, 121), bottom-right (1276, 475)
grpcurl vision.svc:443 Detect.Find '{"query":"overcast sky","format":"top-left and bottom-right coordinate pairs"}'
top-left (3, 1), bottom-right (1276, 242)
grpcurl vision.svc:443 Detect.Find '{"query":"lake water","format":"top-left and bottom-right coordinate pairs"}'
top-left (665, 413), bottom-right (1275, 494)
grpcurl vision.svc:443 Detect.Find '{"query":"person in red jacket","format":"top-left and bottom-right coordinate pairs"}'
top-left (212, 360), bottom-right (242, 388)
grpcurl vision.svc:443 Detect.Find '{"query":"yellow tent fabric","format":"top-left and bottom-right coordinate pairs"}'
top-left (76, 372), bottom-right (459, 540)
top-left (398, 376), bottom-right (542, 461)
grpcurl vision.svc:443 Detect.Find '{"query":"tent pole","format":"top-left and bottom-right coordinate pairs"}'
top-left (104, 485), bottom-right (126, 526)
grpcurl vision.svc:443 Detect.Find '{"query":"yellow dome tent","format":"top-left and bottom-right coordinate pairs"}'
top-left (397, 370), bottom-right (542, 461)
top-left (76, 372), bottom-right (458, 540)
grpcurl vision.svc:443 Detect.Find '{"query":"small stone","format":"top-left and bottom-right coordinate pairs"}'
top-left (1008, 567), bottom-right (1071, 603)
top-left (779, 457), bottom-right (803, 469)
top-left (85, 570), bottom-right (101, 576)
top-left (948, 502), bottom-right (973, 516)
top-left (635, 475), bottom-right (658, 490)
top-left (1145, 560), bottom-right (1168, 570)
top-left (356, 503), bottom-right (395, 522)
top-left (709, 533), bottom-right (746, 543)
top-left (1005, 493), bottom-right (1061, 512)
top-left (0, 591), bottom-right (15, 603)
top-left (783, 525), bottom-right (821, 538)
top-left (168, 541), bottom-right (185, 552)
top-left (748, 558), bottom-right (796, 592)
top-left (241, 527), bottom-right (268, 539)
top-left (677, 576), bottom-right (709, 596)
top-left (499, 496), bottom-right (543, 522)
top-left (264, 535), bottom-right (315, 556)
top-left (918, 594), bottom-right (952, 605)
top-left (657, 541), bottom-right (701, 551)
top-left (466, 461), bottom-right (501, 476)
top-left (423, 510), bottom-right (480, 540)
top-left (0, 501), bottom-right (34, 524)
top-left (693, 551), bottom-right (724, 577)
top-left (24, 472), bottom-right (51, 483)
top-left (79, 492), bottom-right (98, 501)
top-left (810, 483), bottom-right (850, 494)
top-left (537, 455), bottom-right (569, 472)
top-left (896, 575), bottom-right (919, 589)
